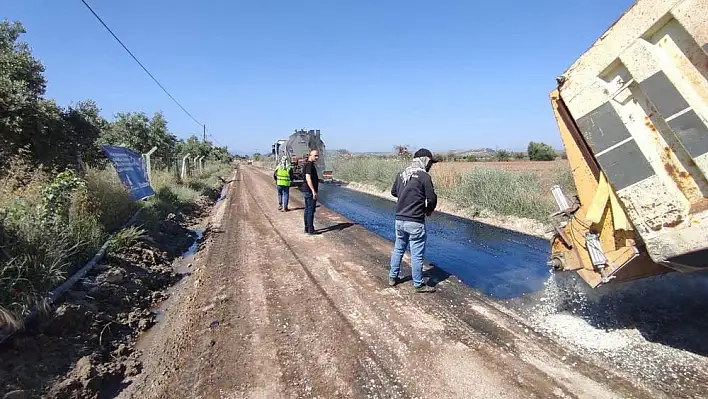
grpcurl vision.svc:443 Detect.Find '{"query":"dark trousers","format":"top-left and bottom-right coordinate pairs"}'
top-left (303, 191), bottom-right (317, 233)
top-left (277, 185), bottom-right (290, 209)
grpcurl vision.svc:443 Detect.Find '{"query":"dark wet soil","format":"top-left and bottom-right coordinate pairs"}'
top-left (0, 208), bottom-right (210, 399)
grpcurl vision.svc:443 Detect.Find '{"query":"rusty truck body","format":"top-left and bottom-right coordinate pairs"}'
top-left (547, 0), bottom-right (708, 287)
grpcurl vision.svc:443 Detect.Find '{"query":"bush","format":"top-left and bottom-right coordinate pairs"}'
top-left (495, 150), bottom-right (511, 162)
top-left (0, 161), bottom-right (233, 325)
top-left (446, 169), bottom-right (555, 220)
top-left (528, 141), bottom-right (557, 161)
top-left (464, 155), bottom-right (479, 162)
top-left (0, 170), bottom-right (103, 319)
top-left (84, 168), bottom-right (135, 232)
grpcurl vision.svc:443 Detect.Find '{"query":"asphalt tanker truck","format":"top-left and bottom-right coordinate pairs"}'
top-left (271, 129), bottom-right (332, 187)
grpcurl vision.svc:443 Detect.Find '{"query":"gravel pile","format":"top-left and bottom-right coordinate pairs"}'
top-left (506, 270), bottom-right (708, 397)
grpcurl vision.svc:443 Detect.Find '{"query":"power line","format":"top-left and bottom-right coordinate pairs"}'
top-left (205, 127), bottom-right (224, 147)
top-left (79, 0), bottom-right (205, 129)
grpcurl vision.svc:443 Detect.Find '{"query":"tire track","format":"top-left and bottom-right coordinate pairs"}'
top-left (243, 168), bottom-right (553, 399)
top-left (244, 166), bottom-right (649, 399)
top-left (127, 166), bottom-right (654, 399)
top-left (242, 169), bottom-right (408, 398)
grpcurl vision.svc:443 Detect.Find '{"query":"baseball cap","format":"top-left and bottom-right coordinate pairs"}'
top-left (414, 148), bottom-right (439, 163)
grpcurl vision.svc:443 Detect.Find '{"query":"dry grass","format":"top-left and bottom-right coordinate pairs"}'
top-left (432, 160), bottom-right (572, 193)
top-left (0, 161), bottom-right (233, 329)
top-left (330, 157), bottom-right (576, 221)
top-left (84, 168), bottom-right (136, 232)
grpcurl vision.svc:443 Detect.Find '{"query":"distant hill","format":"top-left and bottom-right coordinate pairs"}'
top-left (446, 148), bottom-right (497, 157)
top-left (350, 151), bottom-right (395, 156)
top-left (345, 148), bottom-right (498, 158)
top-left (329, 147), bottom-right (565, 158)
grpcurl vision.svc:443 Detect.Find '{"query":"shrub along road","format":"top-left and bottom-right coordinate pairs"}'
top-left (120, 166), bottom-right (657, 399)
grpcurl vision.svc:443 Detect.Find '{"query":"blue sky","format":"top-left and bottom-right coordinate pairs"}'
top-left (4, 0), bottom-right (634, 154)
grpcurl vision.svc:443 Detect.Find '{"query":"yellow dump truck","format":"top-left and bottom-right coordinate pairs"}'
top-left (547, 0), bottom-right (708, 287)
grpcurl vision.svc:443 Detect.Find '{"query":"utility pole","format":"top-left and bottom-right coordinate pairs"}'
top-left (203, 125), bottom-right (206, 142)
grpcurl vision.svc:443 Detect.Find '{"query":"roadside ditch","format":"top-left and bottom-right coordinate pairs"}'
top-left (0, 174), bottom-right (234, 399)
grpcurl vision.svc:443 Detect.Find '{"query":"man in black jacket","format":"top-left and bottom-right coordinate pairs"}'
top-left (388, 148), bottom-right (438, 293)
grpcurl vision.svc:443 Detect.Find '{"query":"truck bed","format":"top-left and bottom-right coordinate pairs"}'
top-left (557, 0), bottom-right (708, 268)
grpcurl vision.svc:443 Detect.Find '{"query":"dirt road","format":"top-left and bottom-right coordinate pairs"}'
top-left (120, 166), bottom-right (656, 399)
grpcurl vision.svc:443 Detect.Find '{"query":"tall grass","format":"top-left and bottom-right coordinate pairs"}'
top-left (0, 172), bottom-right (101, 322)
top-left (331, 157), bottom-right (574, 221)
top-left (329, 157), bottom-right (406, 191)
top-left (443, 169), bottom-right (555, 220)
top-left (0, 161), bottom-right (233, 329)
top-left (84, 168), bottom-right (136, 232)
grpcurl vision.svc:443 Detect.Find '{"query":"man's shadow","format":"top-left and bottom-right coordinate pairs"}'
top-left (395, 263), bottom-right (452, 287)
top-left (315, 222), bottom-right (355, 234)
top-left (284, 205), bottom-right (321, 212)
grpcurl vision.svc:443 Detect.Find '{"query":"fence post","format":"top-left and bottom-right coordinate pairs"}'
top-left (198, 156), bottom-right (205, 175)
top-left (143, 146), bottom-right (158, 184)
top-left (181, 153), bottom-right (191, 180)
top-left (173, 157), bottom-right (180, 179)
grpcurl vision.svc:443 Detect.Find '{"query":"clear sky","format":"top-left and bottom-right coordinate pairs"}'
top-left (4, 0), bottom-right (635, 154)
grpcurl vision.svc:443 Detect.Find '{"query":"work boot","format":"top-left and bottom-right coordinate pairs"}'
top-left (278, 205), bottom-right (283, 211)
top-left (284, 207), bottom-right (289, 212)
top-left (388, 277), bottom-right (398, 287)
top-left (414, 284), bottom-right (436, 293)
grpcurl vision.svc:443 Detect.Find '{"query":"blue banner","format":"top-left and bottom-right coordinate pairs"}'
top-left (101, 145), bottom-right (155, 201)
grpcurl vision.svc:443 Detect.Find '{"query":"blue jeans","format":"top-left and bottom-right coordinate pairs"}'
top-left (389, 220), bottom-right (427, 287)
top-left (277, 185), bottom-right (290, 208)
top-left (303, 191), bottom-right (317, 232)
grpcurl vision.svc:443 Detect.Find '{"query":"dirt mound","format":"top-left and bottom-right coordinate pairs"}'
top-left (0, 196), bottom-right (214, 398)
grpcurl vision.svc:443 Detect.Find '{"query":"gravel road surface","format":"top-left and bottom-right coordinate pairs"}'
top-left (119, 166), bottom-right (666, 399)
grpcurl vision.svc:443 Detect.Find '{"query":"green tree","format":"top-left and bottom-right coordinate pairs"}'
top-left (208, 146), bottom-right (233, 163)
top-left (178, 135), bottom-right (211, 159)
top-left (464, 154), bottom-right (479, 162)
top-left (527, 141), bottom-right (557, 161)
top-left (100, 112), bottom-right (151, 152)
top-left (0, 20), bottom-right (230, 175)
top-left (513, 151), bottom-right (526, 160)
top-left (147, 111), bottom-right (178, 165)
top-left (64, 99), bottom-right (109, 165)
top-left (253, 152), bottom-right (262, 161)
top-left (0, 20), bottom-right (102, 172)
top-left (495, 150), bottom-right (511, 161)
top-left (394, 144), bottom-right (411, 159)
top-left (98, 111), bottom-right (179, 167)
